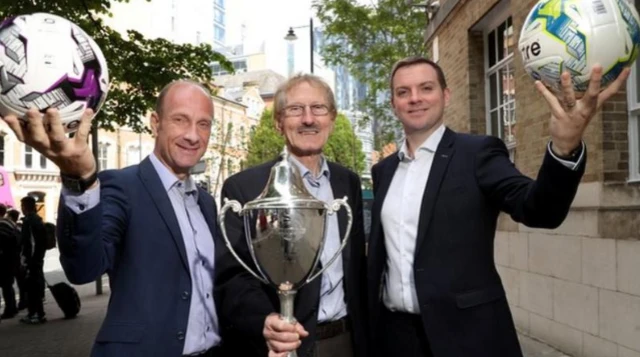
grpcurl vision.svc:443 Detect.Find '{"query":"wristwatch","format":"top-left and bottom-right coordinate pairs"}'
top-left (557, 145), bottom-right (583, 161)
top-left (551, 142), bottom-right (583, 162)
top-left (60, 171), bottom-right (99, 194)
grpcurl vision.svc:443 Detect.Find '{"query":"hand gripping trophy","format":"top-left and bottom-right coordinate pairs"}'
top-left (218, 148), bottom-right (353, 357)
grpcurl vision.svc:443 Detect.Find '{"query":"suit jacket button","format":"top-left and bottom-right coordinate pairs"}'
top-left (177, 331), bottom-right (185, 340)
top-left (182, 291), bottom-right (190, 300)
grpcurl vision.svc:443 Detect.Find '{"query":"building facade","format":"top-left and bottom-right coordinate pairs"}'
top-left (206, 94), bottom-right (261, 200)
top-left (214, 0), bottom-right (226, 48)
top-left (105, 0), bottom-right (216, 46)
top-left (214, 69), bottom-right (286, 110)
top-left (0, 122), bottom-right (156, 223)
top-left (423, 0), bottom-right (640, 356)
top-left (333, 64), bottom-right (375, 180)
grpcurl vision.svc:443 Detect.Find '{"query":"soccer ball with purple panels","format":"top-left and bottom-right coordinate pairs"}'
top-left (0, 12), bottom-right (109, 133)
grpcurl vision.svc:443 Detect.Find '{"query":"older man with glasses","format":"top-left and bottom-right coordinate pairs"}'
top-left (216, 74), bottom-right (368, 357)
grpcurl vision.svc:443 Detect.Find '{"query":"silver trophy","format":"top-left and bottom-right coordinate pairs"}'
top-left (218, 148), bottom-right (352, 357)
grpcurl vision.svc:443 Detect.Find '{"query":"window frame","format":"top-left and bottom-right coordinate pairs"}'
top-left (483, 15), bottom-right (517, 159)
top-left (627, 62), bottom-right (640, 182)
top-left (98, 142), bottom-right (109, 171)
top-left (627, 0), bottom-right (640, 182)
top-left (24, 145), bottom-right (33, 169)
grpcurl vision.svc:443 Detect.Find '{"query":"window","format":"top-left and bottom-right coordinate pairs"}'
top-left (215, 0), bottom-right (225, 7)
top-left (214, 8), bottom-right (225, 26)
top-left (0, 135), bottom-right (4, 166)
top-left (24, 146), bottom-right (33, 168)
top-left (126, 146), bottom-right (141, 167)
top-left (629, 0), bottom-right (640, 181)
top-left (485, 16), bottom-right (516, 159)
top-left (98, 143), bottom-right (109, 170)
top-left (39, 153), bottom-right (47, 169)
top-left (214, 25), bottom-right (225, 43)
top-left (239, 127), bottom-right (246, 148)
top-left (233, 60), bottom-right (247, 72)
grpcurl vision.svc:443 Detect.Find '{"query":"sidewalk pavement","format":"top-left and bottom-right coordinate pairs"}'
top-left (0, 250), bottom-right (570, 357)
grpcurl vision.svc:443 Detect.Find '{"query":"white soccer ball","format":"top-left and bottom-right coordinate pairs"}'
top-left (519, 0), bottom-right (640, 92)
top-left (0, 13), bottom-right (109, 132)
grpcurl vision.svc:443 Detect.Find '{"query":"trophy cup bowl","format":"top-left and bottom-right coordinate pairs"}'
top-left (218, 148), bottom-right (352, 357)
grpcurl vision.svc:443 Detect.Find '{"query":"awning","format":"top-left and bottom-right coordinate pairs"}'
top-left (0, 166), bottom-right (15, 208)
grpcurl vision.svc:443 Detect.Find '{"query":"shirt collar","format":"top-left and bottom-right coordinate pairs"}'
top-left (398, 124), bottom-right (446, 161)
top-left (288, 155), bottom-right (330, 181)
top-left (149, 152), bottom-right (199, 198)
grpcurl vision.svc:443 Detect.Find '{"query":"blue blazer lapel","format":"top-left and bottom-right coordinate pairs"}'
top-left (415, 128), bottom-right (456, 254)
top-left (138, 158), bottom-right (189, 271)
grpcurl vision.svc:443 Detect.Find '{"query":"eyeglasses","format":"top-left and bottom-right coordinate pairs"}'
top-left (282, 104), bottom-right (331, 117)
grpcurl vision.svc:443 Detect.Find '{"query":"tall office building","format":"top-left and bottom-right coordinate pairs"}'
top-left (105, 0), bottom-right (215, 47)
top-left (214, 0), bottom-right (226, 48)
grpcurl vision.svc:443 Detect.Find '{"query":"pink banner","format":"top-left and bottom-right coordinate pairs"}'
top-left (0, 166), bottom-right (15, 208)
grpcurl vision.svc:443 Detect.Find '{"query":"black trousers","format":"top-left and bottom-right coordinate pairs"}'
top-left (25, 266), bottom-right (45, 317)
top-left (0, 277), bottom-right (17, 314)
top-left (379, 307), bottom-right (434, 357)
top-left (16, 268), bottom-right (27, 307)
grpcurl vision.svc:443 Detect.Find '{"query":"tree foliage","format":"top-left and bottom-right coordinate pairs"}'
top-left (0, 0), bottom-right (232, 132)
top-left (245, 109), bottom-right (285, 168)
top-left (313, 0), bottom-right (428, 147)
top-left (323, 114), bottom-right (366, 174)
top-left (245, 109), bottom-right (366, 174)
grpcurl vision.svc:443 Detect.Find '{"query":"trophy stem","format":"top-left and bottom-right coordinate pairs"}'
top-left (278, 282), bottom-right (299, 357)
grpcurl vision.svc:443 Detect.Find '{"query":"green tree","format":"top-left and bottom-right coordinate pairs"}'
top-left (0, 0), bottom-right (232, 132)
top-left (324, 114), bottom-right (366, 174)
top-left (245, 110), bottom-right (366, 174)
top-left (245, 109), bottom-right (285, 168)
top-left (313, 0), bottom-right (427, 147)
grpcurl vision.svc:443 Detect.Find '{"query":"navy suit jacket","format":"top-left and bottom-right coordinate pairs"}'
top-left (57, 157), bottom-right (223, 357)
top-left (368, 129), bottom-right (585, 357)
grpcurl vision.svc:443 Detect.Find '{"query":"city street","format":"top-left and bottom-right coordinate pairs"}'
top-left (0, 250), bottom-right (568, 357)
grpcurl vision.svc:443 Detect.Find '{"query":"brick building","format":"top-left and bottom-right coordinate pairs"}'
top-left (422, 0), bottom-right (640, 355)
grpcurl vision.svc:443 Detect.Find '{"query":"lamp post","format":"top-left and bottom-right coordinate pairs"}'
top-left (284, 18), bottom-right (314, 74)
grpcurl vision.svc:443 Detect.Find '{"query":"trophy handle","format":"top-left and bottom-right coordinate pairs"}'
top-left (306, 196), bottom-right (352, 283)
top-left (218, 198), bottom-right (269, 285)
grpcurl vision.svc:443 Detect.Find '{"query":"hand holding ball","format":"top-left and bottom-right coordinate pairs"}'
top-left (0, 13), bottom-right (109, 133)
top-left (519, 0), bottom-right (640, 92)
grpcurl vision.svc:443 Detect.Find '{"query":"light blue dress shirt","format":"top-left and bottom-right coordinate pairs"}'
top-left (289, 156), bottom-right (347, 323)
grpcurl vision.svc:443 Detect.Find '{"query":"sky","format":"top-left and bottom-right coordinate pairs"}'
top-left (225, 0), bottom-right (315, 53)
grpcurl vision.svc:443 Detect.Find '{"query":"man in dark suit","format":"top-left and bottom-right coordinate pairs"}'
top-left (0, 204), bottom-right (20, 319)
top-left (217, 74), bottom-right (367, 357)
top-left (367, 56), bottom-right (630, 357)
top-left (1, 80), bottom-right (225, 356)
top-left (18, 196), bottom-right (48, 325)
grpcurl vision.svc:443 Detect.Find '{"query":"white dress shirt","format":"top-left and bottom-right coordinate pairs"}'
top-left (381, 124), bottom-right (445, 313)
top-left (380, 124), bottom-right (585, 314)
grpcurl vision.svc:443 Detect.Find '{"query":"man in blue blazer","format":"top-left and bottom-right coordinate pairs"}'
top-left (367, 56), bottom-right (630, 357)
top-left (1, 80), bottom-right (225, 357)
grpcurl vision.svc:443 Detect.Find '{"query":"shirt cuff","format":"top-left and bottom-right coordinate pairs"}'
top-left (62, 181), bottom-right (101, 214)
top-left (547, 141), bottom-right (586, 171)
